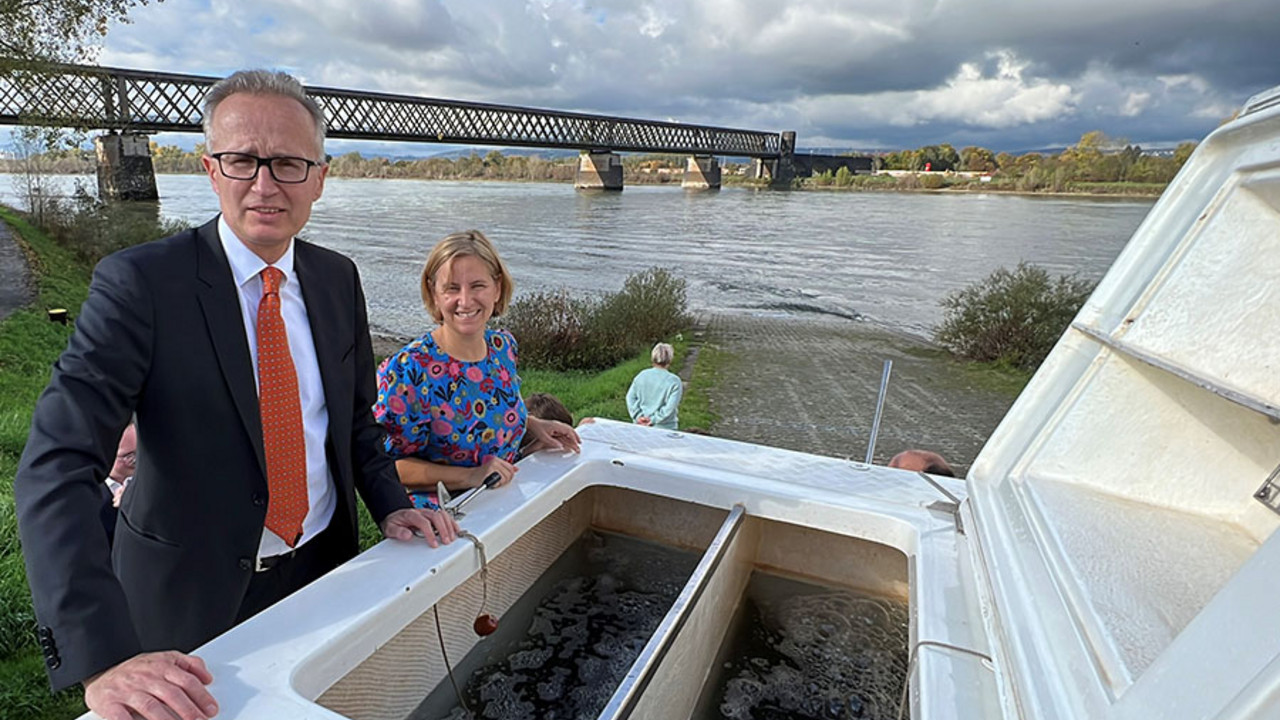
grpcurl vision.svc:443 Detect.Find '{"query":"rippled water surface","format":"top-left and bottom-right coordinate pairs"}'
top-left (2, 175), bottom-right (1154, 338)
top-left (695, 573), bottom-right (909, 720)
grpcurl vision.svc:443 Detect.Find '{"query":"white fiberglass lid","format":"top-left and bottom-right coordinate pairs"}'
top-left (966, 85), bottom-right (1280, 720)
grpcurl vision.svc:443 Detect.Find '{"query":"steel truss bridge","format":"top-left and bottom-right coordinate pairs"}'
top-left (0, 62), bottom-right (784, 159)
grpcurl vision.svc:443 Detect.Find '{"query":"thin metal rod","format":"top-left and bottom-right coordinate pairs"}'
top-left (896, 640), bottom-right (993, 720)
top-left (866, 359), bottom-right (893, 464)
top-left (596, 504), bottom-right (747, 720)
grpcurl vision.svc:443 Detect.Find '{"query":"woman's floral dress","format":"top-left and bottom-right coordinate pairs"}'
top-left (374, 329), bottom-right (526, 509)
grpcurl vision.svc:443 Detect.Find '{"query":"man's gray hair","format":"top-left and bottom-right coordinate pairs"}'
top-left (651, 342), bottom-right (674, 366)
top-left (202, 70), bottom-right (327, 159)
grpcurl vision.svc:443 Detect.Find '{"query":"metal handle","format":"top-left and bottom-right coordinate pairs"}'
top-left (449, 472), bottom-right (504, 515)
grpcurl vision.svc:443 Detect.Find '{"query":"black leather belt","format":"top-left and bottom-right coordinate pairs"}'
top-left (255, 549), bottom-right (296, 573)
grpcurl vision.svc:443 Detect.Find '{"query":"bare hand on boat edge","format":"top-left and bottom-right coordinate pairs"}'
top-left (84, 650), bottom-right (216, 720)
top-left (469, 456), bottom-right (518, 488)
top-left (382, 506), bottom-right (460, 546)
top-left (522, 415), bottom-right (582, 455)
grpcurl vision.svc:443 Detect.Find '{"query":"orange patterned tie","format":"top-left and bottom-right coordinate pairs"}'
top-left (258, 267), bottom-right (307, 547)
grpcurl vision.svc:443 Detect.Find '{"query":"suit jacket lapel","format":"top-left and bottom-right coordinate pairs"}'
top-left (194, 218), bottom-right (267, 477)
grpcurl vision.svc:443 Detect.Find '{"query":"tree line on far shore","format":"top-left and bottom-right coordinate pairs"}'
top-left (1, 130), bottom-right (1197, 192)
top-left (873, 130), bottom-right (1197, 189)
top-left (0, 144), bottom-right (694, 184)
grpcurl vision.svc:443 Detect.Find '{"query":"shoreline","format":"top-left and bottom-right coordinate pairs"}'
top-left (787, 182), bottom-right (1165, 199)
top-left (0, 169), bottom-right (1167, 199)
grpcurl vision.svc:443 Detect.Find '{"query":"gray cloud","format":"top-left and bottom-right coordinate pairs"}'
top-left (95, 0), bottom-right (1280, 152)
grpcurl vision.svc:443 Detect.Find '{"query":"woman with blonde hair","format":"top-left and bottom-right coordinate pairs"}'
top-left (626, 342), bottom-right (683, 430)
top-left (374, 230), bottom-right (578, 508)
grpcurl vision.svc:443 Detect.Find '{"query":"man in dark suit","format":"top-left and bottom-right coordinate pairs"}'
top-left (14, 70), bottom-right (458, 720)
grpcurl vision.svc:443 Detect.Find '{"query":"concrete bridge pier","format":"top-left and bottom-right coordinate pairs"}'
top-left (771, 130), bottom-right (797, 189)
top-left (681, 155), bottom-right (721, 190)
top-left (575, 151), bottom-right (623, 191)
top-left (749, 131), bottom-right (797, 188)
top-left (95, 132), bottom-right (159, 201)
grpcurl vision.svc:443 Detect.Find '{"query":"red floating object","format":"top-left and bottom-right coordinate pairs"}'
top-left (474, 613), bottom-right (499, 636)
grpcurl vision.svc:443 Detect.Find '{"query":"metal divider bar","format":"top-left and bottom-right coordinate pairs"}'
top-left (596, 503), bottom-right (748, 720)
top-left (1072, 322), bottom-right (1280, 421)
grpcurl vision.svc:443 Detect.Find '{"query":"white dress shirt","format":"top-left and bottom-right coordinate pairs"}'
top-left (219, 217), bottom-right (336, 558)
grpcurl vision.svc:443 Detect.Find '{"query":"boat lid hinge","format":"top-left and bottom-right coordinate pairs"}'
top-left (1253, 462), bottom-right (1280, 515)
top-left (919, 472), bottom-right (965, 535)
top-left (925, 499), bottom-right (965, 535)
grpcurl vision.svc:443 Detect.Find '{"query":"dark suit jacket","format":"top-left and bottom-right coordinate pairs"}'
top-left (14, 218), bottom-right (411, 691)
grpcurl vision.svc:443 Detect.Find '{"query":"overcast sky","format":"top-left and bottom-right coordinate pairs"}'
top-left (88, 0), bottom-right (1280, 155)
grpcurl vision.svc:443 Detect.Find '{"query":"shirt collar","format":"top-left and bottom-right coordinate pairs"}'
top-left (217, 215), bottom-right (296, 288)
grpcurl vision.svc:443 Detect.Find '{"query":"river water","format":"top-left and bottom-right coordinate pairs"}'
top-left (0, 174), bottom-right (1154, 339)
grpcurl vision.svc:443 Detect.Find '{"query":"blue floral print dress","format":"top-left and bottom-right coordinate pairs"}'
top-left (374, 329), bottom-right (527, 509)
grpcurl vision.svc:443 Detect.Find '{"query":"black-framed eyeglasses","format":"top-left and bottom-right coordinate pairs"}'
top-left (209, 152), bottom-right (320, 184)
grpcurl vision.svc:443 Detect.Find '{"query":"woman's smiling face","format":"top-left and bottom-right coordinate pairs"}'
top-left (432, 254), bottom-right (501, 337)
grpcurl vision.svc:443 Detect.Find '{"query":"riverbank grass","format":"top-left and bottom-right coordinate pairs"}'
top-left (898, 343), bottom-right (1031, 395)
top-left (521, 335), bottom-right (712, 427)
top-left (0, 206), bottom-right (92, 719)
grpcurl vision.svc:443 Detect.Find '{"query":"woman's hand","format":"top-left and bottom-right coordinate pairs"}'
top-left (471, 456), bottom-right (518, 488)
top-left (523, 416), bottom-right (582, 454)
top-left (636, 416), bottom-right (652, 427)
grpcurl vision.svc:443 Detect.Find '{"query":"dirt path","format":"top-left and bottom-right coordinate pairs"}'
top-left (0, 220), bottom-right (34, 322)
top-left (703, 313), bottom-right (1020, 474)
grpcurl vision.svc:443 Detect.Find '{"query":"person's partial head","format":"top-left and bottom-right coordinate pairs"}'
top-left (110, 424), bottom-right (137, 482)
top-left (888, 449), bottom-right (955, 477)
top-left (421, 230), bottom-right (514, 332)
top-left (651, 342), bottom-right (674, 367)
top-left (201, 70), bottom-right (329, 263)
top-left (525, 393), bottom-right (573, 426)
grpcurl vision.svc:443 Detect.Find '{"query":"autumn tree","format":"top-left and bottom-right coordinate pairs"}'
top-left (1058, 131), bottom-right (1117, 181)
top-left (1173, 142), bottom-right (1197, 169)
top-left (936, 143), bottom-right (960, 171)
top-left (960, 146), bottom-right (997, 173)
top-left (916, 144), bottom-right (959, 171)
top-left (2, 0), bottom-right (162, 70)
top-left (150, 141), bottom-right (202, 173)
top-left (4, 0), bottom-right (163, 163)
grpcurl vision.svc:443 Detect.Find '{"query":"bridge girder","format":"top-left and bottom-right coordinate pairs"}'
top-left (0, 62), bottom-right (783, 159)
